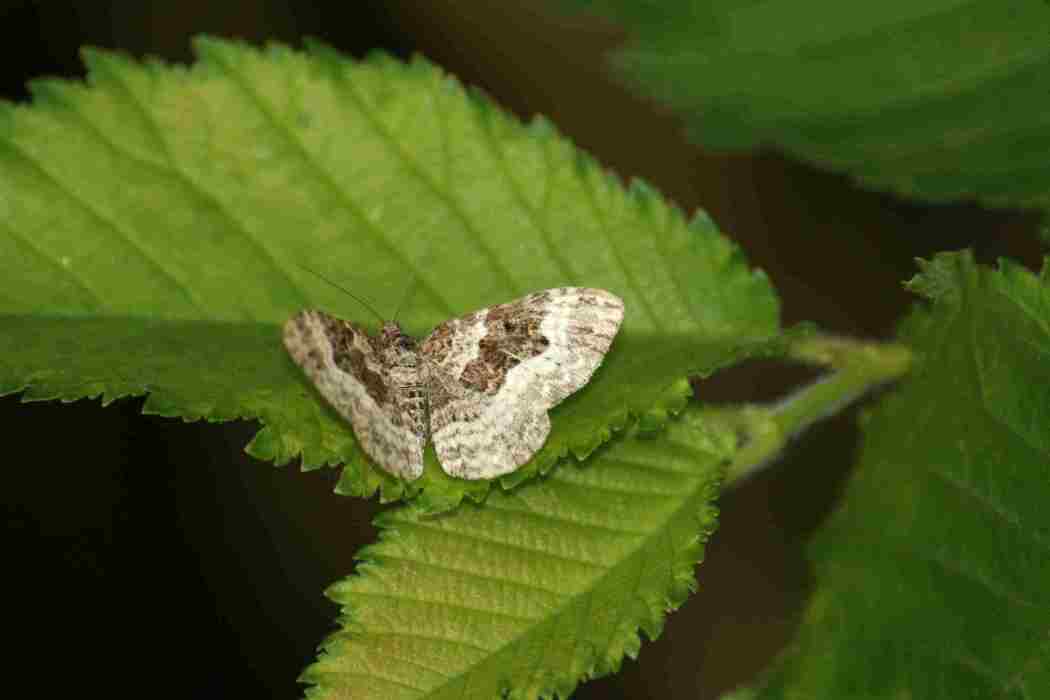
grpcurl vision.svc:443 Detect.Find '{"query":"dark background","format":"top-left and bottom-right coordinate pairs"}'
top-left (2, 2), bottom-right (1043, 698)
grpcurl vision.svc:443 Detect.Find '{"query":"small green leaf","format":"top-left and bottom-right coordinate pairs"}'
top-left (559, 1), bottom-right (1050, 208)
top-left (0, 38), bottom-right (779, 505)
top-left (753, 251), bottom-right (1050, 699)
top-left (302, 405), bottom-right (734, 700)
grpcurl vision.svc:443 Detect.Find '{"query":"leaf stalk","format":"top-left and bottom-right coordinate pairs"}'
top-left (719, 334), bottom-right (912, 487)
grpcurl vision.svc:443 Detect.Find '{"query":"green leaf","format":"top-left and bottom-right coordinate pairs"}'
top-left (752, 251), bottom-right (1050, 699)
top-left (302, 404), bottom-right (734, 700)
top-left (559, 1), bottom-right (1050, 208)
top-left (0, 38), bottom-right (779, 507)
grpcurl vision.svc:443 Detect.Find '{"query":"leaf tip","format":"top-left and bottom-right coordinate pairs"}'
top-left (190, 33), bottom-right (249, 67)
top-left (905, 250), bottom-right (973, 303)
top-left (303, 36), bottom-right (344, 68)
top-left (527, 113), bottom-right (557, 139)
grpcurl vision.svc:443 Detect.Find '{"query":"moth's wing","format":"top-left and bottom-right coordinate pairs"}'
top-left (421, 287), bottom-right (625, 480)
top-left (283, 310), bottom-right (426, 480)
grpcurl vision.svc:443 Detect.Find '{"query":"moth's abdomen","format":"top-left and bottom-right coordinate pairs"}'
top-left (377, 331), bottom-right (429, 440)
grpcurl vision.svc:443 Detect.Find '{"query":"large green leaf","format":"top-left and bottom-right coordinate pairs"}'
top-left (0, 38), bottom-right (779, 507)
top-left (302, 404), bottom-right (734, 700)
top-left (751, 251), bottom-right (1050, 698)
top-left (560, 1), bottom-right (1050, 208)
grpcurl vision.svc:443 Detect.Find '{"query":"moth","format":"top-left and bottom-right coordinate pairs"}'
top-left (283, 286), bottom-right (625, 480)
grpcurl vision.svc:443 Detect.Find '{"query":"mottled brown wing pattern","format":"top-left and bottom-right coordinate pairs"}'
top-left (282, 311), bottom-right (427, 480)
top-left (421, 287), bottom-right (625, 479)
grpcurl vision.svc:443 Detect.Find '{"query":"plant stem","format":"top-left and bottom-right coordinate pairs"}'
top-left (719, 334), bottom-right (912, 487)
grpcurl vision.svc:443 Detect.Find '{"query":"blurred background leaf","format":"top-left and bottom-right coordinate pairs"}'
top-left (557, 0), bottom-right (1050, 208)
top-left (750, 251), bottom-right (1050, 698)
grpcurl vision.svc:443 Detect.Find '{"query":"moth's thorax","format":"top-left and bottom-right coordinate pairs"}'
top-left (378, 320), bottom-right (409, 342)
top-left (378, 321), bottom-right (419, 361)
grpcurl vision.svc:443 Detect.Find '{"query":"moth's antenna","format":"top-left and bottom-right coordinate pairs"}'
top-left (296, 264), bottom-right (386, 324)
top-left (392, 275), bottom-right (419, 324)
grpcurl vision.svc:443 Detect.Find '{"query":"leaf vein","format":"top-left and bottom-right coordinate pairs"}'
top-left (352, 589), bottom-right (538, 624)
top-left (924, 552), bottom-right (1041, 611)
top-left (97, 62), bottom-right (309, 310)
top-left (208, 49), bottom-right (456, 316)
top-left (0, 138), bottom-right (204, 313)
top-left (365, 631), bottom-right (490, 655)
top-left (483, 498), bottom-right (650, 537)
top-left (474, 107), bottom-right (578, 284)
top-left (952, 650), bottom-right (1007, 687)
top-left (924, 461), bottom-right (1050, 555)
top-left (393, 520), bottom-right (611, 569)
top-left (651, 199), bottom-right (696, 326)
top-left (585, 453), bottom-right (701, 477)
top-left (528, 614), bottom-right (562, 696)
top-left (1003, 626), bottom-right (1050, 697)
top-left (0, 220), bottom-right (102, 306)
top-left (369, 552), bottom-right (568, 598)
top-left (373, 651), bottom-right (451, 679)
top-left (602, 516), bottom-right (651, 660)
top-left (329, 669), bottom-right (426, 693)
top-left (577, 166), bottom-right (664, 329)
top-left (551, 477), bottom-right (682, 499)
top-left (337, 60), bottom-right (522, 296)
